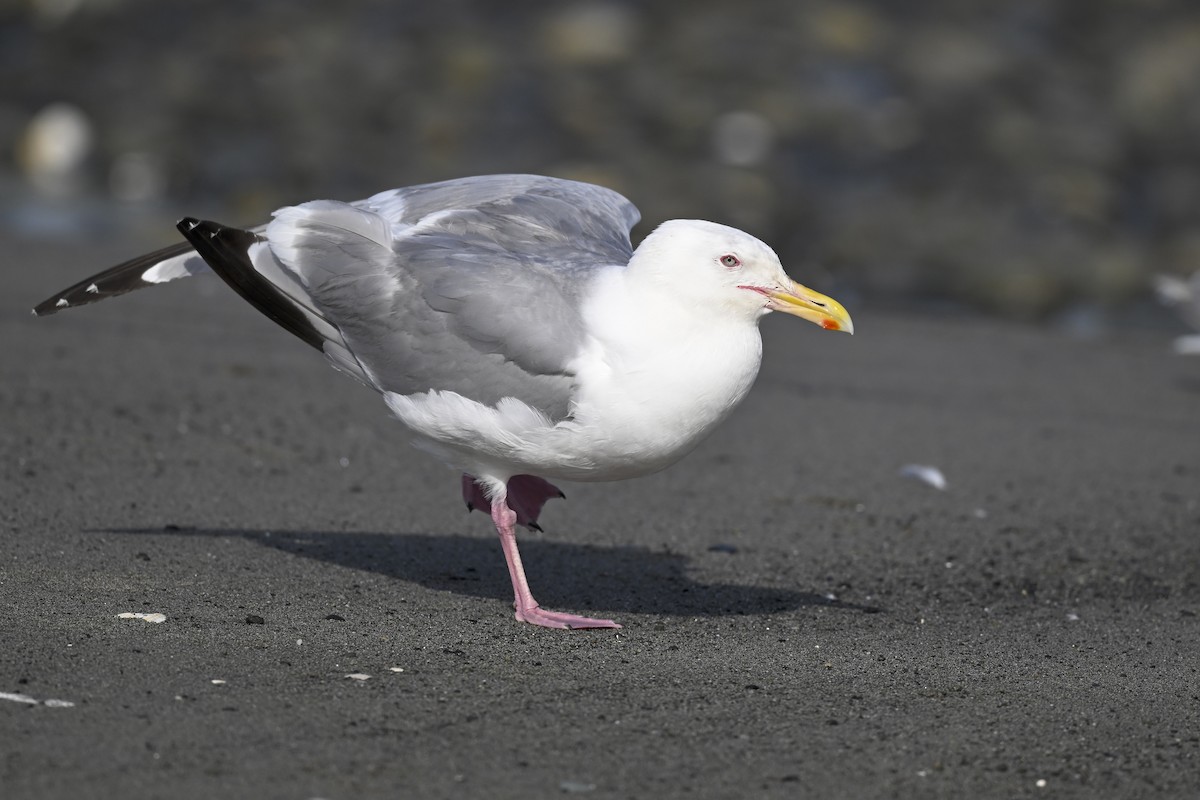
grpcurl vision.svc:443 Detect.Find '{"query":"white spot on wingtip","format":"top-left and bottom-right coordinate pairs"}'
top-left (187, 219), bottom-right (200, 231)
top-left (86, 283), bottom-right (99, 293)
top-left (56, 298), bottom-right (69, 308)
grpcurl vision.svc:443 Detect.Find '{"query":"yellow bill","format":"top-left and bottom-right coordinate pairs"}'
top-left (766, 281), bottom-right (854, 333)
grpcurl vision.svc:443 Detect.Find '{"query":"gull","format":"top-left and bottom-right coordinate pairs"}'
top-left (34, 174), bottom-right (852, 629)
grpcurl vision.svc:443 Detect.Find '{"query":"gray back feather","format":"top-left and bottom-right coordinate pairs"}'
top-left (268, 175), bottom-right (640, 420)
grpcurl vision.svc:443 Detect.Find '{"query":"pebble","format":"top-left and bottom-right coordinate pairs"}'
top-left (899, 464), bottom-right (948, 491)
top-left (117, 612), bottom-right (167, 624)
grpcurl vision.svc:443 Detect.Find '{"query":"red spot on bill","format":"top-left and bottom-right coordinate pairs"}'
top-left (822, 318), bottom-right (840, 330)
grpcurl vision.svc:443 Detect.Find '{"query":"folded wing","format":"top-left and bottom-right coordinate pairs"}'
top-left (266, 175), bottom-right (640, 419)
top-left (35, 175), bottom-right (641, 422)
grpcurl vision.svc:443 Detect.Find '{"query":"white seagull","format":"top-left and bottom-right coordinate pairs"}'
top-left (34, 175), bottom-right (852, 629)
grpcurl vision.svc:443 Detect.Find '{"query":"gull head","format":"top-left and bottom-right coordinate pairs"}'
top-left (629, 219), bottom-right (853, 333)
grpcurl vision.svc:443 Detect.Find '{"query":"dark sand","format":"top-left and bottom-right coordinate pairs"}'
top-left (3, 235), bottom-right (1198, 799)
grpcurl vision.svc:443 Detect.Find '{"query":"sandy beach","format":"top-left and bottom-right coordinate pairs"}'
top-left (3, 234), bottom-right (1198, 798)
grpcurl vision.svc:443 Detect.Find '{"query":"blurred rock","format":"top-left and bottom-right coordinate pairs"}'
top-left (1116, 25), bottom-right (1200, 132)
top-left (1052, 304), bottom-right (1110, 341)
top-left (110, 151), bottom-right (167, 203)
top-left (865, 97), bottom-right (922, 153)
top-left (3, 1), bottom-right (1199, 321)
top-left (901, 25), bottom-right (1009, 92)
top-left (1163, 232), bottom-right (1200, 277)
top-left (542, 3), bottom-right (640, 65)
top-left (1084, 243), bottom-right (1146, 305)
top-left (711, 111), bottom-right (775, 168)
top-left (1154, 270), bottom-right (1200, 331)
top-left (16, 102), bottom-right (93, 196)
top-left (803, 2), bottom-right (889, 57)
top-left (30, 0), bottom-right (87, 27)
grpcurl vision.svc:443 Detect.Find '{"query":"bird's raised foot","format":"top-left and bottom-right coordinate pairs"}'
top-left (463, 473), bottom-right (564, 531)
top-left (515, 604), bottom-right (622, 630)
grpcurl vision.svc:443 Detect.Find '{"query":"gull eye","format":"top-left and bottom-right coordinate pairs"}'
top-left (720, 254), bottom-right (741, 269)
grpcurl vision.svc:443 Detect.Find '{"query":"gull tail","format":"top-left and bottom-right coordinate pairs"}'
top-left (32, 240), bottom-right (206, 316)
top-left (175, 217), bottom-right (324, 351)
top-left (34, 216), bottom-right (377, 389)
top-left (174, 217), bottom-right (375, 386)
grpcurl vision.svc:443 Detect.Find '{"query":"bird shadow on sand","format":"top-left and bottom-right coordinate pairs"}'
top-left (98, 526), bottom-right (884, 618)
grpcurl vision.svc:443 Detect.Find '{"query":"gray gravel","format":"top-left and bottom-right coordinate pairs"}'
top-left (3, 234), bottom-right (1199, 798)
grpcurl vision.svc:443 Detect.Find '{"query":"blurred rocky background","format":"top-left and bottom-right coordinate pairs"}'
top-left (3, 0), bottom-right (1200, 325)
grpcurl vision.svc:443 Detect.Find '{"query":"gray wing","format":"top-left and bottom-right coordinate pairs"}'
top-left (268, 175), bottom-right (641, 419)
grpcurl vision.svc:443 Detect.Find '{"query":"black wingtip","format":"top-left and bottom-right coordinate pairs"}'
top-left (33, 239), bottom-right (197, 316)
top-left (179, 217), bottom-right (325, 351)
top-left (33, 295), bottom-right (72, 317)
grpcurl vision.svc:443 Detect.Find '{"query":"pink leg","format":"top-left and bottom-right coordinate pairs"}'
top-left (488, 494), bottom-right (621, 630)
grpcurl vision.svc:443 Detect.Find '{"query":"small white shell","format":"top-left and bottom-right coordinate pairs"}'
top-left (899, 464), bottom-right (948, 490)
top-left (117, 612), bottom-right (167, 623)
top-left (0, 691), bottom-right (74, 707)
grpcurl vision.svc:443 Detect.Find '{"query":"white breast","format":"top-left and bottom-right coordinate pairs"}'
top-left (384, 268), bottom-right (764, 483)
top-left (544, 270), bottom-right (763, 478)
